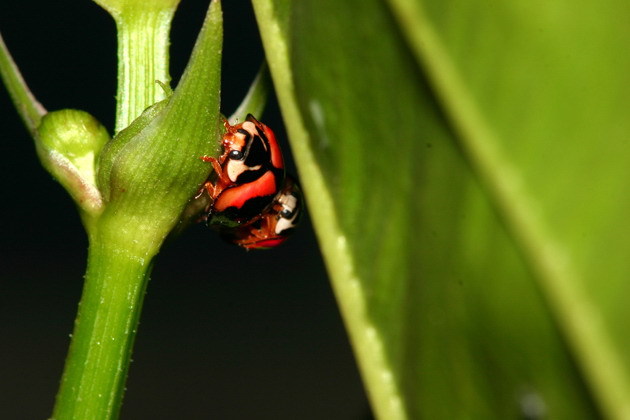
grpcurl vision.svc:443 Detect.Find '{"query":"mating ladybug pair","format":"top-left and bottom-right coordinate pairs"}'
top-left (200, 115), bottom-right (302, 249)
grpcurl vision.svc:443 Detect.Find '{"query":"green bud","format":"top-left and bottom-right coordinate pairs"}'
top-left (37, 109), bottom-right (110, 214)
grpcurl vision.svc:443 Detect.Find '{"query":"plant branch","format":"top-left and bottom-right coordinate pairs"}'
top-left (228, 61), bottom-right (270, 124)
top-left (0, 33), bottom-right (46, 135)
top-left (106, 2), bottom-right (180, 133)
top-left (52, 226), bottom-right (154, 419)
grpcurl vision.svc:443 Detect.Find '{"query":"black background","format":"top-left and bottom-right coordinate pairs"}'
top-left (0, 1), bottom-right (371, 418)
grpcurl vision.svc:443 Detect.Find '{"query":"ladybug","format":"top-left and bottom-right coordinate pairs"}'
top-left (219, 176), bottom-right (302, 249)
top-left (201, 114), bottom-right (285, 227)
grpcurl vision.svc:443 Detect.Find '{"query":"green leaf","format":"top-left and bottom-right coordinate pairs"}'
top-left (254, 0), bottom-right (630, 418)
top-left (97, 98), bottom-right (168, 202)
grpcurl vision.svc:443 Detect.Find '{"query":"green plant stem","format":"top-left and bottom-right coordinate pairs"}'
top-left (52, 220), bottom-right (157, 420)
top-left (51, 2), bottom-right (184, 418)
top-left (228, 62), bottom-right (270, 124)
top-left (0, 33), bottom-right (46, 135)
top-left (114, 10), bottom-right (175, 133)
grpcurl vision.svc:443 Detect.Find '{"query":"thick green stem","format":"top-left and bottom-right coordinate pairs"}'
top-left (52, 220), bottom-right (157, 420)
top-left (51, 3), bottom-right (179, 418)
top-left (50, 1), bottom-right (223, 418)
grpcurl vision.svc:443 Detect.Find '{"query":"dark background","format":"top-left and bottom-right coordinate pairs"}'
top-left (0, 1), bottom-right (371, 418)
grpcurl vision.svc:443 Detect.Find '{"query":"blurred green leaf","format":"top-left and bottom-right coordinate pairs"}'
top-left (255, 0), bottom-right (630, 418)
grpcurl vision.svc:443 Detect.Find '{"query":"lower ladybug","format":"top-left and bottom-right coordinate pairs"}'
top-left (219, 176), bottom-right (302, 249)
top-left (201, 114), bottom-right (285, 227)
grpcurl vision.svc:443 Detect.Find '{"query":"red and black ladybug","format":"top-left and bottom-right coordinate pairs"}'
top-left (219, 176), bottom-right (302, 249)
top-left (201, 114), bottom-right (285, 227)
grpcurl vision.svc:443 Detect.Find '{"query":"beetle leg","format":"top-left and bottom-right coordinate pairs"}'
top-left (200, 155), bottom-right (218, 163)
top-left (200, 155), bottom-right (232, 185)
top-left (249, 215), bottom-right (273, 240)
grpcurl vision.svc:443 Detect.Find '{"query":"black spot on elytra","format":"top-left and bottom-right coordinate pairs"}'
top-left (235, 167), bottom-right (268, 184)
top-left (243, 132), bottom-right (270, 168)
